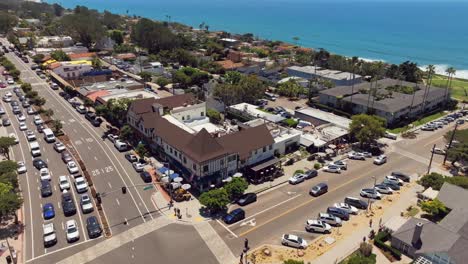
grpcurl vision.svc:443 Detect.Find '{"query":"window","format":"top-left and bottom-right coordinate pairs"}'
top-left (228, 155), bottom-right (236, 162)
top-left (170, 147), bottom-right (173, 154)
top-left (183, 157), bottom-right (187, 164)
top-left (201, 112), bottom-right (204, 116)
top-left (182, 116), bottom-right (185, 121)
top-left (203, 165), bottom-right (209, 172)
top-left (220, 159), bottom-right (224, 165)
top-left (187, 115), bottom-right (191, 120)
top-left (263, 147), bottom-right (266, 152)
top-left (269, 145), bottom-right (273, 150)
top-left (193, 164), bottom-right (197, 170)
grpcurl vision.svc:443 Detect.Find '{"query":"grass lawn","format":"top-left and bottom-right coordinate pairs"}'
top-left (405, 206), bottom-right (420, 217)
top-left (432, 74), bottom-right (468, 101)
top-left (387, 111), bottom-right (446, 134)
top-left (339, 252), bottom-right (376, 264)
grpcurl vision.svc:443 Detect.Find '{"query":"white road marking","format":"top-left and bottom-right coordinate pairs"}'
top-left (61, 222), bottom-right (64, 230)
top-left (216, 220), bottom-right (239, 238)
top-left (87, 146), bottom-right (91, 150)
top-left (94, 156), bottom-right (98, 161)
top-left (115, 198), bottom-right (120, 206)
top-left (57, 202), bottom-right (61, 209)
top-left (107, 182), bottom-right (112, 189)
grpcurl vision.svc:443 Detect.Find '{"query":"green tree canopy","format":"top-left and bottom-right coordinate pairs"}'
top-left (444, 129), bottom-right (468, 166)
top-left (52, 119), bottom-right (63, 134)
top-left (0, 182), bottom-right (23, 217)
top-left (349, 114), bottom-right (386, 146)
top-left (283, 260), bottom-right (304, 264)
top-left (0, 11), bottom-right (18, 34)
top-left (277, 79), bottom-right (304, 98)
top-left (0, 136), bottom-right (16, 160)
top-left (32, 54), bottom-right (45, 64)
top-left (420, 198), bottom-right (449, 218)
top-left (156, 77), bottom-right (170, 88)
top-left (119, 125), bottom-right (133, 141)
top-left (206, 109), bottom-right (222, 124)
top-left (173, 67), bottom-right (209, 88)
top-left (224, 177), bottom-right (248, 200)
top-left (213, 75), bottom-right (267, 106)
top-left (0, 171), bottom-right (18, 189)
top-left (0, 160), bottom-right (18, 174)
top-left (60, 7), bottom-right (106, 48)
top-left (418, 173), bottom-right (446, 190)
top-left (109, 30), bottom-right (124, 45)
top-left (135, 143), bottom-right (148, 158)
top-left (131, 18), bottom-right (182, 53)
top-left (50, 50), bottom-right (70, 61)
top-left (139, 71), bottom-right (152, 82)
top-left (199, 188), bottom-right (229, 212)
top-left (224, 71), bottom-right (242, 85)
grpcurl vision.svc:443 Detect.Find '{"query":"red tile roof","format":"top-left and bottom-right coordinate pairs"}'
top-left (69, 52), bottom-right (96, 60)
top-left (86, 90), bottom-right (110, 102)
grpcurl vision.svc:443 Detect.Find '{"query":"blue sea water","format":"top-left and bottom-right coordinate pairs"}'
top-left (45, 0), bottom-right (468, 77)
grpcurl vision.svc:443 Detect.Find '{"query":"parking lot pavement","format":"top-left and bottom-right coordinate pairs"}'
top-left (0, 90), bottom-right (103, 261)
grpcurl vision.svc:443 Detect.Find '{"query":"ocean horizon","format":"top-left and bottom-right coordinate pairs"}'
top-left (45, 0), bottom-right (468, 78)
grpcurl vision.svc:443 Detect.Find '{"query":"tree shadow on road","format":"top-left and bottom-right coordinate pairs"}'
top-left (0, 215), bottom-right (24, 240)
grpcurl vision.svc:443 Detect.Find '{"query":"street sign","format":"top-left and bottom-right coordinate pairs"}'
top-left (143, 185), bottom-right (154, 191)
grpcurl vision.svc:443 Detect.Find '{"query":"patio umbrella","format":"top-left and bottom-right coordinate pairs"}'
top-left (160, 176), bottom-right (169, 183)
top-left (181, 184), bottom-right (191, 190)
top-left (325, 148), bottom-right (334, 154)
top-left (173, 177), bottom-right (183, 183)
top-left (222, 177), bottom-right (232, 183)
top-left (316, 152), bottom-right (327, 157)
top-left (328, 144), bottom-right (337, 149)
top-left (171, 182), bottom-right (181, 189)
top-left (233, 173), bottom-right (243, 178)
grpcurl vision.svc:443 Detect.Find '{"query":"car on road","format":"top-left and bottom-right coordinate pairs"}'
top-left (36, 124), bottom-right (45, 133)
top-left (323, 165), bottom-right (341, 173)
top-left (309, 183), bottom-right (328, 197)
top-left (26, 130), bottom-right (36, 141)
top-left (281, 234), bottom-right (308, 249)
top-left (331, 160), bottom-right (347, 170)
top-left (62, 151), bottom-right (73, 163)
top-left (40, 180), bottom-right (53, 197)
top-left (33, 158), bottom-right (47, 169)
top-left (74, 176), bottom-right (88, 193)
top-left (80, 194), bottom-right (94, 213)
top-left (0, 82), bottom-right (6, 88)
top-left (304, 169), bottom-right (318, 179)
top-left (421, 125), bottom-right (435, 131)
top-left (17, 113), bottom-right (26, 121)
top-left (140, 171), bottom-right (152, 183)
top-left (86, 216), bottom-right (103, 239)
top-left (348, 152), bottom-right (366, 160)
top-left (2, 96), bottom-right (11, 103)
top-left (373, 155), bottom-right (387, 165)
top-left (40, 168), bottom-right (51, 181)
top-left (75, 105), bottom-right (87, 114)
top-left (17, 161), bottom-right (26, 174)
top-left (385, 175), bottom-right (403, 186)
top-left (7, 79), bottom-right (14, 85)
top-left (66, 219), bottom-right (80, 243)
top-left (374, 184), bottom-right (393, 194)
top-left (288, 173), bottom-right (306, 184)
top-left (91, 117), bottom-right (103, 127)
top-left (9, 133), bottom-right (18, 144)
top-left (43, 223), bottom-right (57, 247)
top-left (318, 213), bottom-right (342, 226)
top-left (67, 161), bottom-right (79, 174)
top-left (43, 203), bottom-right (55, 220)
top-left (305, 219), bottom-right (332, 233)
top-left (391, 171), bottom-right (411, 182)
top-left (31, 141), bottom-right (42, 156)
top-left (125, 153), bottom-right (138, 162)
top-left (33, 115), bottom-right (43, 125)
top-left (360, 188), bottom-right (382, 199)
top-left (27, 107), bottom-right (36, 115)
top-left (53, 142), bottom-right (66, 152)
top-left (344, 197), bottom-right (368, 210)
top-left (50, 83), bottom-right (59, 90)
top-left (59, 175), bottom-right (70, 191)
top-left (132, 162), bottom-right (145, 172)
top-left (0, 107), bottom-right (4, 115)
top-left (382, 180), bottom-right (401, 191)
top-left (22, 100), bottom-right (30, 108)
top-left (2, 118), bottom-right (11, 126)
top-left (431, 148), bottom-right (446, 155)
top-left (237, 193), bottom-right (257, 206)
top-left (327, 207), bottom-right (350, 221)
top-left (114, 140), bottom-right (128, 152)
top-left (333, 203), bottom-right (358, 215)
top-left (223, 208), bottom-right (245, 224)
top-left (107, 134), bottom-right (119, 142)
top-left (62, 190), bottom-right (77, 216)
top-left (19, 121), bottom-right (27, 130)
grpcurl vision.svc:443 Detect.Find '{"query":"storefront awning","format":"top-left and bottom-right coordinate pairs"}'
top-left (250, 157), bottom-right (280, 172)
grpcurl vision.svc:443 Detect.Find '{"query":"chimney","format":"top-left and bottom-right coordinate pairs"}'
top-left (412, 222), bottom-right (423, 246)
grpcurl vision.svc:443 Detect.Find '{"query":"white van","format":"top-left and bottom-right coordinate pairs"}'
top-left (30, 141), bottom-right (41, 156)
top-left (43, 128), bottom-right (56, 143)
top-left (384, 132), bottom-right (397, 140)
top-left (114, 140), bottom-right (128, 152)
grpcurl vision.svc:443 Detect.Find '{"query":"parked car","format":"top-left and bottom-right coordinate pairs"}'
top-left (61, 151), bottom-right (73, 163)
top-left (80, 194), bottom-right (94, 213)
top-left (43, 223), bottom-right (57, 247)
top-left (318, 213), bottom-right (342, 226)
top-left (86, 216), bottom-right (102, 239)
top-left (374, 184), bottom-right (393, 194)
top-left (76, 105), bottom-right (87, 114)
top-left (67, 161), bottom-right (79, 174)
top-left (304, 169), bottom-right (318, 179)
top-left (344, 197), bottom-right (368, 210)
top-left (54, 142), bottom-right (66, 152)
top-left (140, 171), bottom-right (152, 183)
top-left (305, 219), bottom-right (331, 233)
top-left (373, 155), bottom-right (387, 165)
top-left (17, 161), bottom-right (27, 174)
top-left (331, 160), bottom-right (347, 170)
top-left (237, 193), bottom-right (257, 206)
top-left (281, 234), bottom-right (308, 249)
top-left (223, 208), bottom-right (245, 224)
top-left (43, 203), bottom-right (55, 220)
top-left (59, 175), bottom-right (70, 191)
top-left (327, 207), bottom-right (350, 221)
top-left (27, 107), bottom-right (36, 115)
top-left (40, 180), bottom-right (53, 197)
top-left (309, 183), bottom-right (328, 197)
top-left (37, 124), bottom-right (45, 133)
top-left (132, 162), bottom-right (145, 172)
top-left (348, 152), bottom-right (366, 160)
top-left (385, 175), bottom-right (403, 186)
top-left (19, 121), bottom-right (27, 130)
top-left (360, 188), bottom-right (382, 199)
top-left (333, 203), bottom-right (358, 215)
top-left (391, 171), bottom-right (411, 182)
top-left (33, 158), bottom-right (47, 169)
top-left (40, 168), bottom-right (51, 181)
top-left (107, 134), bottom-right (119, 142)
top-left (74, 176), bottom-right (88, 193)
top-left (289, 173), bottom-right (306, 184)
top-left (125, 153), bottom-right (138, 162)
top-left (421, 125), bottom-right (435, 131)
top-left (323, 165), bottom-right (341, 173)
top-left (2, 118), bottom-right (11, 126)
top-left (66, 219), bottom-right (80, 243)
top-left (381, 180), bottom-right (401, 191)
top-left (432, 147), bottom-right (446, 155)
top-left (62, 191), bottom-right (77, 216)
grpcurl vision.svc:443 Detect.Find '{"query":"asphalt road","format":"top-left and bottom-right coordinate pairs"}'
top-left (0, 39), bottom-right (162, 263)
top-left (211, 121), bottom-right (462, 255)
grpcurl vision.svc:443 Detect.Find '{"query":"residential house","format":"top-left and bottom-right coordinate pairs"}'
top-left (49, 60), bottom-right (93, 80)
top-left (37, 36), bottom-right (74, 48)
top-left (69, 52), bottom-right (97, 61)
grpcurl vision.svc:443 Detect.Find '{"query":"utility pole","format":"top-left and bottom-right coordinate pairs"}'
top-left (443, 122), bottom-right (459, 164)
top-left (427, 144), bottom-right (436, 174)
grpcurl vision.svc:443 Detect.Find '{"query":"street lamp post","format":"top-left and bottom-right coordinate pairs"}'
top-left (443, 122), bottom-right (459, 164)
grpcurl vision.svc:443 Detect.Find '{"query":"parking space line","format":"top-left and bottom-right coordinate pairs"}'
top-left (107, 182), bottom-right (112, 189)
top-left (115, 198), bottom-right (120, 206)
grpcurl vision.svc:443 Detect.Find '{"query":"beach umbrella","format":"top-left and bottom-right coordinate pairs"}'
top-left (173, 177), bottom-right (183, 183)
top-left (181, 184), bottom-right (191, 190)
top-left (328, 144), bottom-right (337, 149)
top-left (160, 176), bottom-right (169, 184)
top-left (222, 177), bottom-right (232, 183)
top-left (233, 173), bottom-right (243, 178)
top-left (325, 149), bottom-right (334, 154)
top-left (171, 182), bottom-right (181, 189)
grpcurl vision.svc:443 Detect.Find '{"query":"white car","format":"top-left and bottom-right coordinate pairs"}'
top-left (305, 219), bottom-right (332, 233)
top-left (40, 168), bottom-right (51, 181)
top-left (318, 213), bottom-right (342, 226)
top-left (331, 160), bottom-right (347, 170)
top-left (58, 175), bottom-right (70, 191)
top-left (288, 173), bottom-right (306, 185)
top-left (74, 176), bottom-right (88, 193)
top-left (26, 130), bottom-right (36, 141)
top-left (281, 234), bottom-right (308, 249)
top-left (385, 175), bottom-right (403, 186)
top-left (67, 161), bottom-right (79, 174)
top-left (348, 152), bottom-right (366, 160)
top-left (107, 134), bottom-right (119, 142)
top-left (17, 114), bottom-right (26, 121)
top-left (27, 107), bottom-right (36, 115)
top-left (80, 194), bottom-right (94, 213)
top-left (374, 184), bottom-right (393, 194)
top-left (53, 142), bottom-right (66, 152)
top-left (132, 162), bottom-right (145, 172)
top-left (4, 96), bottom-right (11, 103)
top-left (9, 133), bottom-right (19, 144)
top-left (17, 161), bottom-right (27, 174)
top-left (333, 203), bottom-right (358, 215)
top-left (323, 165), bottom-right (341, 173)
top-left (33, 115), bottom-right (43, 125)
top-left (43, 223), bottom-right (57, 247)
top-left (19, 121), bottom-right (27, 131)
top-left (432, 148), bottom-right (446, 155)
top-left (360, 188), bottom-right (382, 199)
top-left (7, 79), bottom-right (14, 85)
top-left (5, 92), bottom-right (12, 97)
top-left (373, 155), bottom-right (387, 165)
top-left (66, 219), bottom-right (80, 243)
top-left (76, 105), bottom-right (86, 114)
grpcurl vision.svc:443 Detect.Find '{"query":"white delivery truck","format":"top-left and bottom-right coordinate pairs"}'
top-left (43, 128), bottom-right (56, 143)
top-left (30, 141), bottom-right (41, 157)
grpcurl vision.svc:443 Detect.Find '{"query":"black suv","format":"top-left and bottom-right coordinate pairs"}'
top-left (344, 197), bottom-right (368, 210)
top-left (62, 192), bottom-right (77, 216)
top-left (391, 171), bottom-right (411, 182)
top-left (40, 180), bottom-right (53, 197)
top-left (85, 111), bottom-right (96, 121)
top-left (33, 158), bottom-right (48, 169)
top-left (140, 171), bottom-right (152, 183)
top-left (327, 207), bottom-right (350, 221)
top-left (86, 216), bottom-right (103, 238)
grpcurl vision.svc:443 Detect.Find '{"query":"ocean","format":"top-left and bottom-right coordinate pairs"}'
top-left (45, 0), bottom-right (468, 78)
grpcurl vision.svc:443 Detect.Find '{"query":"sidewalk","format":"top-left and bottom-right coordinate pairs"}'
top-left (311, 183), bottom-right (423, 264)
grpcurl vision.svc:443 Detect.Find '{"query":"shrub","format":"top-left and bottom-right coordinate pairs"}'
top-left (294, 170), bottom-right (304, 175)
top-left (374, 232), bottom-right (401, 260)
top-left (314, 163), bottom-right (321, 170)
top-left (359, 242), bottom-right (373, 257)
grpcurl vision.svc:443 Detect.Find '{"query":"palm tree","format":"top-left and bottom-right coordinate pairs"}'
top-left (349, 56), bottom-right (359, 105)
top-left (444, 67), bottom-right (456, 103)
top-left (421, 65), bottom-right (435, 113)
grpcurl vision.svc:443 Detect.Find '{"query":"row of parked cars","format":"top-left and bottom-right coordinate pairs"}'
top-left (421, 110), bottom-right (467, 131)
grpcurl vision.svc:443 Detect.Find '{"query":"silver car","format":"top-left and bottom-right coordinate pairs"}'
top-left (318, 212), bottom-right (342, 226)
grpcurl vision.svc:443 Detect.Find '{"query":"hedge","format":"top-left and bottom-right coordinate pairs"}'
top-left (374, 231), bottom-right (402, 260)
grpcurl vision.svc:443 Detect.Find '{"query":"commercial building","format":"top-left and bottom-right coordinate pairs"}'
top-left (287, 65), bottom-right (362, 86)
top-left (49, 60), bottom-right (93, 80)
top-left (78, 79), bottom-right (144, 97)
top-left (37, 36), bottom-right (74, 48)
top-left (318, 78), bottom-right (447, 125)
top-left (228, 103), bottom-right (286, 123)
top-left (95, 89), bottom-right (160, 105)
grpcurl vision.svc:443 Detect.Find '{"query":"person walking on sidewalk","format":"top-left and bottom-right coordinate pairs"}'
top-left (369, 218), bottom-right (373, 228)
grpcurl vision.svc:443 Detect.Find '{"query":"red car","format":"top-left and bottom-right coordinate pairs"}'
top-left (2, 71), bottom-right (8, 76)
top-left (0, 82), bottom-right (6, 88)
